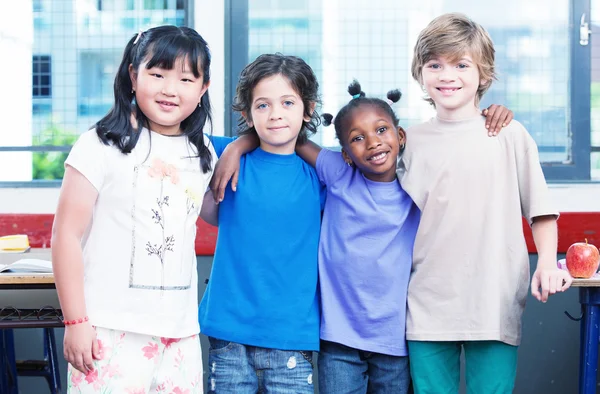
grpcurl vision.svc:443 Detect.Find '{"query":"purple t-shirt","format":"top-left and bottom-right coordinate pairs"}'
top-left (316, 149), bottom-right (420, 356)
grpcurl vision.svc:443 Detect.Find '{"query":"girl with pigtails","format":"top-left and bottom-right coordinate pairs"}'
top-left (52, 25), bottom-right (216, 393)
top-left (294, 80), bottom-right (419, 393)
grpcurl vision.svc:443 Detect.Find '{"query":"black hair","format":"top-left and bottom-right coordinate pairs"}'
top-left (322, 80), bottom-right (402, 145)
top-left (232, 53), bottom-right (321, 145)
top-left (94, 25), bottom-right (213, 173)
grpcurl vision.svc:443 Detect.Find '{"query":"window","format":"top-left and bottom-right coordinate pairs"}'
top-left (144, 0), bottom-right (184, 10)
top-left (96, 0), bottom-right (135, 11)
top-left (0, 0), bottom-right (189, 184)
top-left (78, 51), bottom-right (120, 117)
top-left (230, 0), bottom-right (593, 181)
top-left (33, 0), bottom-right (43, 12)
top-left (32, 55), bottom-right (52, 98)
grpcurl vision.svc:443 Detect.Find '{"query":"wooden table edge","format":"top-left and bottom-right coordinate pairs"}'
top-left (0, 274), bottom-right (55, 285)
top-left (571, 278), bottom-right (600, 287)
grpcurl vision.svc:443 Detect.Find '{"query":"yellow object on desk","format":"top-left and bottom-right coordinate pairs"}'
top-left (0, 234), bottom-right (30, 253)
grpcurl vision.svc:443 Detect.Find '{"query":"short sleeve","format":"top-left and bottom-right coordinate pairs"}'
top-left (513, 124), bottom-right (558, 224)
top-left (64, 130), bottom-right (107, 192)
top-left (315, 148), bottom-right (348, 186)
top-left (206, 135), bottom-right (236, 158)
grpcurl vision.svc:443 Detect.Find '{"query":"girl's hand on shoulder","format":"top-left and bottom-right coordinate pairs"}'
top-left (63, 322), bottom-right (102, 374)
top-left (531, 262), bottom-right (573, 303)
top-left (210, 145), bottom-right (242, 203)
top-left (482, 105), bottom-right (514, 137)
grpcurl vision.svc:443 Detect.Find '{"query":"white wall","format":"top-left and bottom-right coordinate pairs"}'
top-left (1, 184), bottom-right (599, 214)
top-left (0, 0), bottom-right (33, 181)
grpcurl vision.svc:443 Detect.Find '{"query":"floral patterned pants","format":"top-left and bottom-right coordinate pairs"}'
top-left (67, 327), bottom-right (204, 394)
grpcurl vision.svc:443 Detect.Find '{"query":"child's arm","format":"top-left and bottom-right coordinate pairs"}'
top-left (482, 105), bottom-right (514, 136)
top-left (295, 140), bottom-right (322, 168)
top-left (200, 190), bottom-right (219, 226)
top-left (210, 134), bottom-right (259, 203)
top-left (530, 215), bottom-right (573, 302)
top-left (51, 166), bottom-right (101, 374)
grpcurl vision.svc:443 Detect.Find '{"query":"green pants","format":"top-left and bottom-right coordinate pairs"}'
top-left (408, 340), bottom-right (518, 394)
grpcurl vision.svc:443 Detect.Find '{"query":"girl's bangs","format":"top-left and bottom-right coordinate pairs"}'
top-left (144, 36), bottom-right (202, 78)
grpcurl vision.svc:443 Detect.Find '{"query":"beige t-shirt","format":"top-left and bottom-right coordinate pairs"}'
top-left (398, 116), bottom-right (556, 346)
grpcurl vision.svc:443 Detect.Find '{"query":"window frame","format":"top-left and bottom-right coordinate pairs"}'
top-left (541, 0), bottom-right (591, 181)
top-left (225, 0), bottom-right (248, 137)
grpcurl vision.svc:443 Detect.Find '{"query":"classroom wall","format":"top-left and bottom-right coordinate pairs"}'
top-left (10, 253), bottom-right (584, 394)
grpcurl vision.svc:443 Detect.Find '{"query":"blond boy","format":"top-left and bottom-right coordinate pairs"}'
top-left (398, 13), bottom-right (573, 393)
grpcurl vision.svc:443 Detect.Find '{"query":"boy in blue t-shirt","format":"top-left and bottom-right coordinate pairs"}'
top-left (198, 53), bottom-right (324, 393)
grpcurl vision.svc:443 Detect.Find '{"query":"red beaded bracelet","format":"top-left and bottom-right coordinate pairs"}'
top-left (63, 316), bottom-right (89, 326)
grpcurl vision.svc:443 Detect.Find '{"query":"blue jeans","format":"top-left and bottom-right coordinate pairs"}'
top-left (318, 340), bottom-right (412, 394)
top-left (207, 336), bottom-right (314, 393)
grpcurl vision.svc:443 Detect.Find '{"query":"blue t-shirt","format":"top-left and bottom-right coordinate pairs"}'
top-left (199, 136), bottom-right (324, 351)
top-left (317, 149), bottom-right (420, 356)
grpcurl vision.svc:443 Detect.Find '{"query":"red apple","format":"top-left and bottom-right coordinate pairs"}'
top-left (566, 240), bottom-right (600, 278)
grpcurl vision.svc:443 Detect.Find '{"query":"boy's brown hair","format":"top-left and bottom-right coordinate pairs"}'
top-left (411, 13), bottom-right (496, 105)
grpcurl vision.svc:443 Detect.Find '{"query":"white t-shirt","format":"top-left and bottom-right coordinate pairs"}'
top-left (65, 128), bottom-right (217, 338)
top-left (398, 116), bottom-right (557, 346)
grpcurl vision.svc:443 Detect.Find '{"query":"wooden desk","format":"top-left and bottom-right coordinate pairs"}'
top-left (0, 274), bottom-right (55, 290)
top-left (572, 277), bottom-right (600, 287)
top-left (569, 278), bottom-right (600, 394)
top-left (0, 266), bottom-right (62, 393)
top-left (0, 249), bottom-right (60, 323)
top-left (0, 273), bottom-right (61, 328)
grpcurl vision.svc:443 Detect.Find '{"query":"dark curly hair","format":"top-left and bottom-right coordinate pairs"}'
top-left (233, 53), bottom-right (321, 145)
top-left (323, 80), bottom-right (401, 146)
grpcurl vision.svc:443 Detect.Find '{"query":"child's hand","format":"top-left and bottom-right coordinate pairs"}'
top-left (482, 105), bottom-right (514, 137)
top-left (210, 145), bottom-right (242, 203)
top-left (63, 322), bottom-right (102, 374)
top-left (531, 264), bottom-right (573, 303)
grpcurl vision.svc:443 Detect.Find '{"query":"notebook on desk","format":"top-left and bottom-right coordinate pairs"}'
top-left (0, 259), bottom-right (53, 274)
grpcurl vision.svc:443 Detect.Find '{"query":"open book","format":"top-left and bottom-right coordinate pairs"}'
top-left (0, 259), bottom-right (53, 274)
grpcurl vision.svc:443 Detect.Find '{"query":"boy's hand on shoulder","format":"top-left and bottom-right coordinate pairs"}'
top-left (531, 260), bottom-right (573, 303)
top-left (210, 145), bottom-right (242, 203)
top-left (482, 105), bottom-right (514, 137)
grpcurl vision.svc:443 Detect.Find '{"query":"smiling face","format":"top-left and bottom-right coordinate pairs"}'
top-left (340, 104), bottom-right (405, 182)
top-left (245, 74), bottom-right (310, 155)
top-left (129, 56), bottom-right (209, 136)
top-left (421, 53), bottom-right (487, 120)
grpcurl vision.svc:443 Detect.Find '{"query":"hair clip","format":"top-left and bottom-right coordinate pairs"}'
top-left (386, 98), bottom-right (394, 106)
top-left (352, 93), bottom-right (361, 99)
top-left (133, 29), bottom-right (143, 45)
